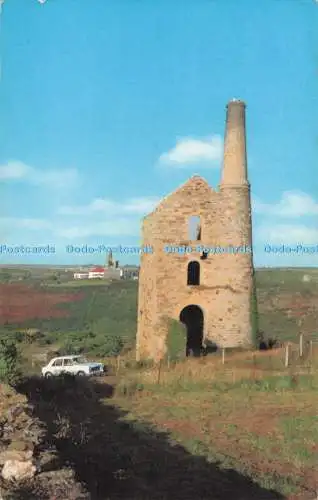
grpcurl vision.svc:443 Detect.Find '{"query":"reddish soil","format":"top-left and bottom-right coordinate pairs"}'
top-left (218, 405), bottom-right (316, 437)
top-left (0, 284), bottom-right (83, 324)
top-left (150, 409), bottom-right (318, 498)
top-left (259, 290), bottom-right (318, 315)
top-left (159, 417), bottom-right (316, 496)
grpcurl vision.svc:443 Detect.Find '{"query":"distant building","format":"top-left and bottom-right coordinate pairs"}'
top-left (74, 272), bottom-right (89, 279)
top-left (121, 266), bottom-right (139, 280)
top-left (88, 266), bottom-right (105, 279)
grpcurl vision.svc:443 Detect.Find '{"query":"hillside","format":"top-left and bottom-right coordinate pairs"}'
top-left (0, 268), bottom-right (317, 499)
top-left (0, 268), bottom-right (318, 359)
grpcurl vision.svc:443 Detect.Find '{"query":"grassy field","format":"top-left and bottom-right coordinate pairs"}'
top-left (1, 267), bottom-right (318, 498)
top-left (107, 347), bottom-right (318, 498)
top-left (47, 278), bottom-right (113, 287)
top-left (0, 266), bottom-right (318, 367)
top-left (18, 348), bottom-right (316, 499)
top-left (255, 268), bottom-right (318, 342)
top-left (1, 266), bottom-right (318, 351)
top-left (0, 279), bottom-right (138, 358)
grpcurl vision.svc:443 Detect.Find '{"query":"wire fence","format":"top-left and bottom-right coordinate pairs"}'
top-left (110, 334), bottom-right (318, 387)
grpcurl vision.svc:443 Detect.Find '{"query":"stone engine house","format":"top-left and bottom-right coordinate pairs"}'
top-left (136, 99), bottom-right (254, 361)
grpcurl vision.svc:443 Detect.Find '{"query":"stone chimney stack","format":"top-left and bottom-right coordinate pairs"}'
top-left (220, 99), bottom-right (249, 187)
top-left (218, 98), bottom-right (253, 256)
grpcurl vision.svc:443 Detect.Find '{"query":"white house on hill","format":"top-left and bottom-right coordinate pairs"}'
top-left (88, 266), bottom-right (105, 279)
top-left (73, 272), bottom-right (89, 279)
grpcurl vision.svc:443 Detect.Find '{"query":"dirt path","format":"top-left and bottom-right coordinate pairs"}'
top-left (12, 375), bottom-right (294, 500)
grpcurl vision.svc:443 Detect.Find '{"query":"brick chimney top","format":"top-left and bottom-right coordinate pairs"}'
top-left (228, 98), bottom-right (246, 106)
top-left (220, 99), bottom-right (249, 187)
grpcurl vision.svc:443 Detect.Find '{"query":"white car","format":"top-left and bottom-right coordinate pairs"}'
top-left (41, 355), bottom-right (104, 378)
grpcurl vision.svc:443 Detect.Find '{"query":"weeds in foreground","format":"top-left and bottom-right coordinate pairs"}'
top-left (110, 350), bottom-right (317, 498)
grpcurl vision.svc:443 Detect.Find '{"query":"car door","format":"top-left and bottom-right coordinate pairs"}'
top-left (63, 358), bottom-right (74, 374)
top-left (52, 358), bottom-right (63, 375)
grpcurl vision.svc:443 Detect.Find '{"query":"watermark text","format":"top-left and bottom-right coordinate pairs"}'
top-left (0, 244), bottom-right (55, 254)
top-left (164, 245), bottom-right (252, 254)
top-left (264, 244), bottom-right (318, 254)
top-left (65, 244), bottom-right (153, 255)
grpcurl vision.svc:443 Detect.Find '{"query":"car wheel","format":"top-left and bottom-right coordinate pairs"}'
top-left (45, 372), bottom-right (53, 378)
top-left (77, 371), bottom-right (85, 376)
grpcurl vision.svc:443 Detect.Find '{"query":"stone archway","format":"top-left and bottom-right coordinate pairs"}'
top-left (179, 305), bottom-right (204, 357)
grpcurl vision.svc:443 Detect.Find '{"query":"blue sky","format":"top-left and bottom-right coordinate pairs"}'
top-left (0, 0), bottom-right (317, 267)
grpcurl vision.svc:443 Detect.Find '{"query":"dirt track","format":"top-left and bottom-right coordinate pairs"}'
top-left (14, 375), bottom-right (307, 500)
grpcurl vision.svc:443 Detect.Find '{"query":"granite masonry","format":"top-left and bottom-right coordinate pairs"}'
top-left (136, 99), bottom-right (254, 361)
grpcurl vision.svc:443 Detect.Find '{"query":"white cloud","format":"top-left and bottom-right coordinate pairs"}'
top-left (0, 161), bottom-right (30, 179)
top-left (257, 224), bottom-right (318, 245)
top-left (58, 196), bottom-right (160, 216)
top-left (55, 219), bottom-right (140, 239)
top-left (0, 193), bottom-right (161, 243)
top-left (0, 217), bottom-right (52, 230)
top-left (0, 160), bottom-right (79, 188)
top-left (253, 191), bottom-right (318, 217)
top-left (0, 216), bottom-right (139, 241)
top-left (159, 135), bottom-right (223, 166)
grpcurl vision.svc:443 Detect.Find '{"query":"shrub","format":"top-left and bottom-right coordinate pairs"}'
top-left (165, 318), bottom-right (187, 362)
top-left (24, 328), bottom-right (43, 343)
top-left (115, 378), bottom-right (144, 397)
top-left (0, 337), bottom-right (21, 385)
top-left (125, 359), bottom-right (154, 370)
top-left (59, 341), bottom-right (83, 356)
top-left (96, 335), bottom-right (124, 357)
top-left (14, 331), bottom-right (24, 343)
top-left (251, 271), bottom-right (260, 347)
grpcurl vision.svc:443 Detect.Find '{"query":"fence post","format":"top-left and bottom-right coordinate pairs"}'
top-left (167, 355), bottom-right (170, 369)
top-left (116, 355), bottom-right (120, 375)
top-left (285, 344), bottom-right (289, 367)
top-left (299, 334), bottom-right (303, 357)
top-left (157, 359), bottom-right (162, 384)
top-left (310, 340), bottom-right (313, 359)
top-left (252, 352), bottom-right (256, 380)
top-left (222, 348), bottom-right (225, 365)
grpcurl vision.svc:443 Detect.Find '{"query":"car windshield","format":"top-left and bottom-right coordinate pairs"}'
top-left (72, 356), bottom-right (88, 364)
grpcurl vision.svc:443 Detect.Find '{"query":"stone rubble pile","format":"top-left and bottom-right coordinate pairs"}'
top-left (0, 384), bottom-right (89, 499)
top-left (0, 384), bottom-right (43, 483)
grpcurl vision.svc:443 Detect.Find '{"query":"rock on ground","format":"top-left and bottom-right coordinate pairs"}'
top-left (1, 459), bottom-right (36, 481)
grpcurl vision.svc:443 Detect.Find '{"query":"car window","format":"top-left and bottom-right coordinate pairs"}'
top-left (64, 359), bottom-right (74, 366)
top-left (74, 356), bottom-right (88, 364)
top-left (52, 359), bottom-right (63, 367)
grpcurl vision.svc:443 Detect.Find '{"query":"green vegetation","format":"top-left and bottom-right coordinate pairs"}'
top-left (255, 268), bottom-right (318, 343)
top-left (0, 267), bottom-right (317, 498)
top-left (1, 266), bottom-right (318, 363)
top-left (0, 269), bottom-right (12, 283)
top-left (113, 364), bottom-right (318, 498)
top-left (0, 336), bottom-right (21, 385)
top-left (251, 270), bottom-right (260, 347)
top-left (0, 280), bottom-right (137, 361)
top-left (165, 318), bottom-right (187, 361)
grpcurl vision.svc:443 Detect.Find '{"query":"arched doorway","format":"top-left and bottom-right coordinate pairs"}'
top-left (179, 305), bottom-right (204, 357)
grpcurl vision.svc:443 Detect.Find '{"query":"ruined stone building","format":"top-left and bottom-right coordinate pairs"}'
top-left (136, 99), bottom-right (254, 361)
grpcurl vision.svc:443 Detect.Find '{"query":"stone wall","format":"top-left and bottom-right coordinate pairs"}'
top-left (136, 100), bottom-right (254, 361)
top-left (136, 177), bottom-right (253, 360)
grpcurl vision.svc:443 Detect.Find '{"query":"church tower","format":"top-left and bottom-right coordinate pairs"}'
top-left (107, 250), bottom-right (114, 268)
